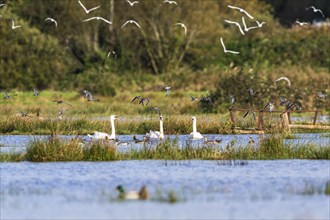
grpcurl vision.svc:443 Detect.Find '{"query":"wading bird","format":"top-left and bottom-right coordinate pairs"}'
top-left (121, 20), bottom-right (141, 29)
top-left (78, 0), bottom-right (100, 14)
top-left (82, 17), bottom-right (112, 25)
top-left (228, 5), bottom-right (254, 19)
top-left (44, 18), bottom-right (57, 28)
top-left (306, 6), bottom-right (325, 17)
top-left (224, 19), bottom-right (245, 35)
top-left (220, 37), bottom-right (239, 54)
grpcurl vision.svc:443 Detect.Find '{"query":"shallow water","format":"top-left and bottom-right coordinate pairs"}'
top-left (0, 133), bottom-right (329, 153)
top-left (1, 160), bottom-right (329, 219)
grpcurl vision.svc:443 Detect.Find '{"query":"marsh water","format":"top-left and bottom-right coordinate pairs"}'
top-left (1, 160), bottom-right (329, 219)
top-left (0, 133), bottom-right (329, 153)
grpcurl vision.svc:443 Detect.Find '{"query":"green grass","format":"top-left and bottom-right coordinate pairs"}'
top-left (1, 132), bottom-right (329, 162)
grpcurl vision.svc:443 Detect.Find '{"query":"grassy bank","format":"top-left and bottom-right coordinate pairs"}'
top-left (1, 133), bottom-right (329, 162)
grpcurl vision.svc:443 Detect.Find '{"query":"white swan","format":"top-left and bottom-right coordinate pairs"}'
top-left (146, 115), bottom-right (164, 139)
top-left (189, 116), bottom-right (203, 139)
top-left (88, 115), bottom-right (117, 140)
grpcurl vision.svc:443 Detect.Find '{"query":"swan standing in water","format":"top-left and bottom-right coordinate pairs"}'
top-left (88, 115), bottom-right (117, 140)
top-left (146, 115), bottom-right (164, 139)
top-left (189, 116), bottom-right (203, 140)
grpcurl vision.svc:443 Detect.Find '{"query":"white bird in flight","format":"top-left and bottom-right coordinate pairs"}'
top-left (121, 20), bottom-right (141, 29)
top-left (11, 19), bottom-right (21, 29)
top-left (228, 5), bottom-right (254, 20)
top-left (163, 0), bottom-right (178, 5)
top-left (107, 50), bottom-right (117, 59)
top-left (0, 3), bottom-right (6, 8)
top-left (224, 19), bottom-right (245, 35)
top-left (44, 18), bottom-right (57, 28)
top-left (293, 20), bottom-right (308, 26)
top-left (220, 37), bottom-right (239, 55)
top-left (306, 6), bottom-right (325, 18)
top-left (82, 17), bottom-right (112, 25)
top-left (126, 0), bottom-right (139, 6)
top-left (242, 17), bottom-right (266, 32)
top-left (176, 23), bottom-right (187, 35)
top-left (274, 77), bottom-right (291, 87)
top-left (78, 0), bottom-right (100, 14)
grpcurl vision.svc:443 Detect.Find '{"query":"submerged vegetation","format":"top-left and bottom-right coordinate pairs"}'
top-left (1, 132), bottom-right (329, 162)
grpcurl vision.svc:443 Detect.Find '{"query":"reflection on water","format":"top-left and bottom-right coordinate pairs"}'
top-left (0, 133), bottom-right (329, 153)
top-left (1, 160), bottom-right (329, 219)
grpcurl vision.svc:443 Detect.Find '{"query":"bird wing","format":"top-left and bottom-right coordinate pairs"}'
top-left (132, 96), bottom-right (141, 102)
top-left (263, 102), bottom-right (270, 110)
top-left (121, 20), bottom-right (130, 28)
top-left (89, 5), bottom-right (101, 12)
top-left (317, 9), bottom-right (325, 17)
top-left (78, 0), bottom-right (88, 12)
top-left (144, 98), bottom-right (150, 106)
top-left (274, 77), bottom-right (291, 87)
top-left (132, 20), bottom-right (141, 28)
top-left (82, 17), bottom-right (97, 22)
top-left (241, 9), bottom-right (254, 20)
top-left (243, 111), bottom-right (250, 118)
top-left (99, 17), bottom-right (112, 25)
top-left (219, 37), bottom-right (226, 52)
top-left (306, 6), bottom-right (314, 11)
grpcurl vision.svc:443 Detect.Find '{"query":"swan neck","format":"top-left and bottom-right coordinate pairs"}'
top-left (110, 118), bottom-right (115, 137)
top-left (193, 119), bottom-right (197, 133)
top-left (159, 119), bottom-right (164, 134)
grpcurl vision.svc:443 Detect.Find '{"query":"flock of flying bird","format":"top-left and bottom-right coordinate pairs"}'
top-left (0, 1), bottom-right (328, 144)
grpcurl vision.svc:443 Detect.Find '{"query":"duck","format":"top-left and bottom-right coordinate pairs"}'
top-left (146, 115), bottom-right (164, 139)
top-left (116, 185), bottom-right (149, 200)
top-left (189, 116), bottom-right (203, 139)
top-left (88, 115), bottom-right (118, 140)
top-left (132, 135), bottom-right (148, 144)
top-left (203, 137), bottom-right (222, 144)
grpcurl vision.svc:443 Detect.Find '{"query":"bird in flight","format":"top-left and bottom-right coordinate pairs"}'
top-left (274, 76), bottom-right (291, 87)
top-left (33, 88), bottom-right (39, 96)
top-left (52, 100), bottom-right (72, 106)
top-left (126, 0), bottom-right (139, 6)
top-left (11, 19), bottom-right (21, 29)
top-left (163, 86), bottom-right (171, 97)
top-left (18, 111), bottom-right (32, 118)
top-left (107, 51), bottom-right (117, 59)
top-left (132, 96), bottom-right (150, 106)
top-left (121, 20), bottom-right (141, 29)
top-left (241, 17), bottom-right (258, 32)
top-left (279, 96), bottom-right (290, 106)
top-left (263, 102), bottom-right (274, 112)
top-left (293, 20), bottom-right (308, 26)
top-left (44, 18), bottom-right (57, 28)
top-left (2, 90), bottom-right (17, 99)
top-left (306, 6), bottom-right (325, 18)
top-left (199, 96), bottom-right (212, 105)
top-left (189, 95), bottom-right (199, 101)
top-left (228, 94), bottom-right (235, 106)
top-left (82, 17), bottom-right (112, 25)
top-left (149, 106), bottom-right (162, 116)
top-left (175, 23), bottom-right (187, 35)
top-left (316, 91), bottom-right (327, 100)
top-left (224, 19), bottom-right (245, 35)
top-left (248, 88), bottom-right (257, 96)
top-left (78, 0), bottom-right (100, 14)
top-left (227, 5), bottom-right (254, 20)
top-left (0, 3), bottom-right (6, 8)
top-left (220, 37), bottom-right (239, 54)
top-left (163, 0), bottom-right (178, 5)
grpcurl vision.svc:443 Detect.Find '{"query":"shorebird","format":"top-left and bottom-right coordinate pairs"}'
top-left (86, 91), bottom-right (99, 102)
top-left (316, 91), bottom-right (327, 99)
top-left (18, 111), bottom-right (32, 118)
top-left (126, 0), bottom-right (139, 6)
top-left (248, 88), bottom-right (257, 96)
top-left (199, 96), bottom-right (212, 105)
top-left (274, 76), bottom-right (291, 87)
top-left (306, 6), bottom-right (325, 17)
top-left (243, 110), bottom-right (256, 120)
top-left (163, 0), bottom-right (178, 5)
top-left (2, 90), bottom-right (17, 99)
top-left (279, 96), bottom-right (290, 106)
top-left (132, 96), bottom-right (150, 106)
top-left (149, 106), bottom-right (162, 116)
top-left (33, 88), bottom-right (39, 96)
top-left (11, 19), bottom-right (21, 29)
top-left (228, 94), bottom-right (235, 105)
top-left (189, 95), bottom-right (199, 101)
top-left (82, 17), bottom-right (112, 25)
top-left (163, 86), bottom-right (171, 97)
top-left (44, 18), bottom-right (57, 28)
top-left (78, 0), bottom-right (100, 14)
top-left (78, 89), bottom-right (89, 99)
top-left (228, 5), bottom-right (254, 20)
top-left (52, 100), bottom-right (72, 106)
top-left (293, 20), bottom-right (308, 26)
top-left (220, 37), bottom-right (239, 54)
top-left (57, 108), bottom-right (64, 120)
top-left (224, 19), bottom-right (245, 35)
top-left (176, 23), bottom-right (187, 35)
top-left (263, 102), bottom-right (274, 112)
top-left (121, 20), bottom-right (141, 29)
